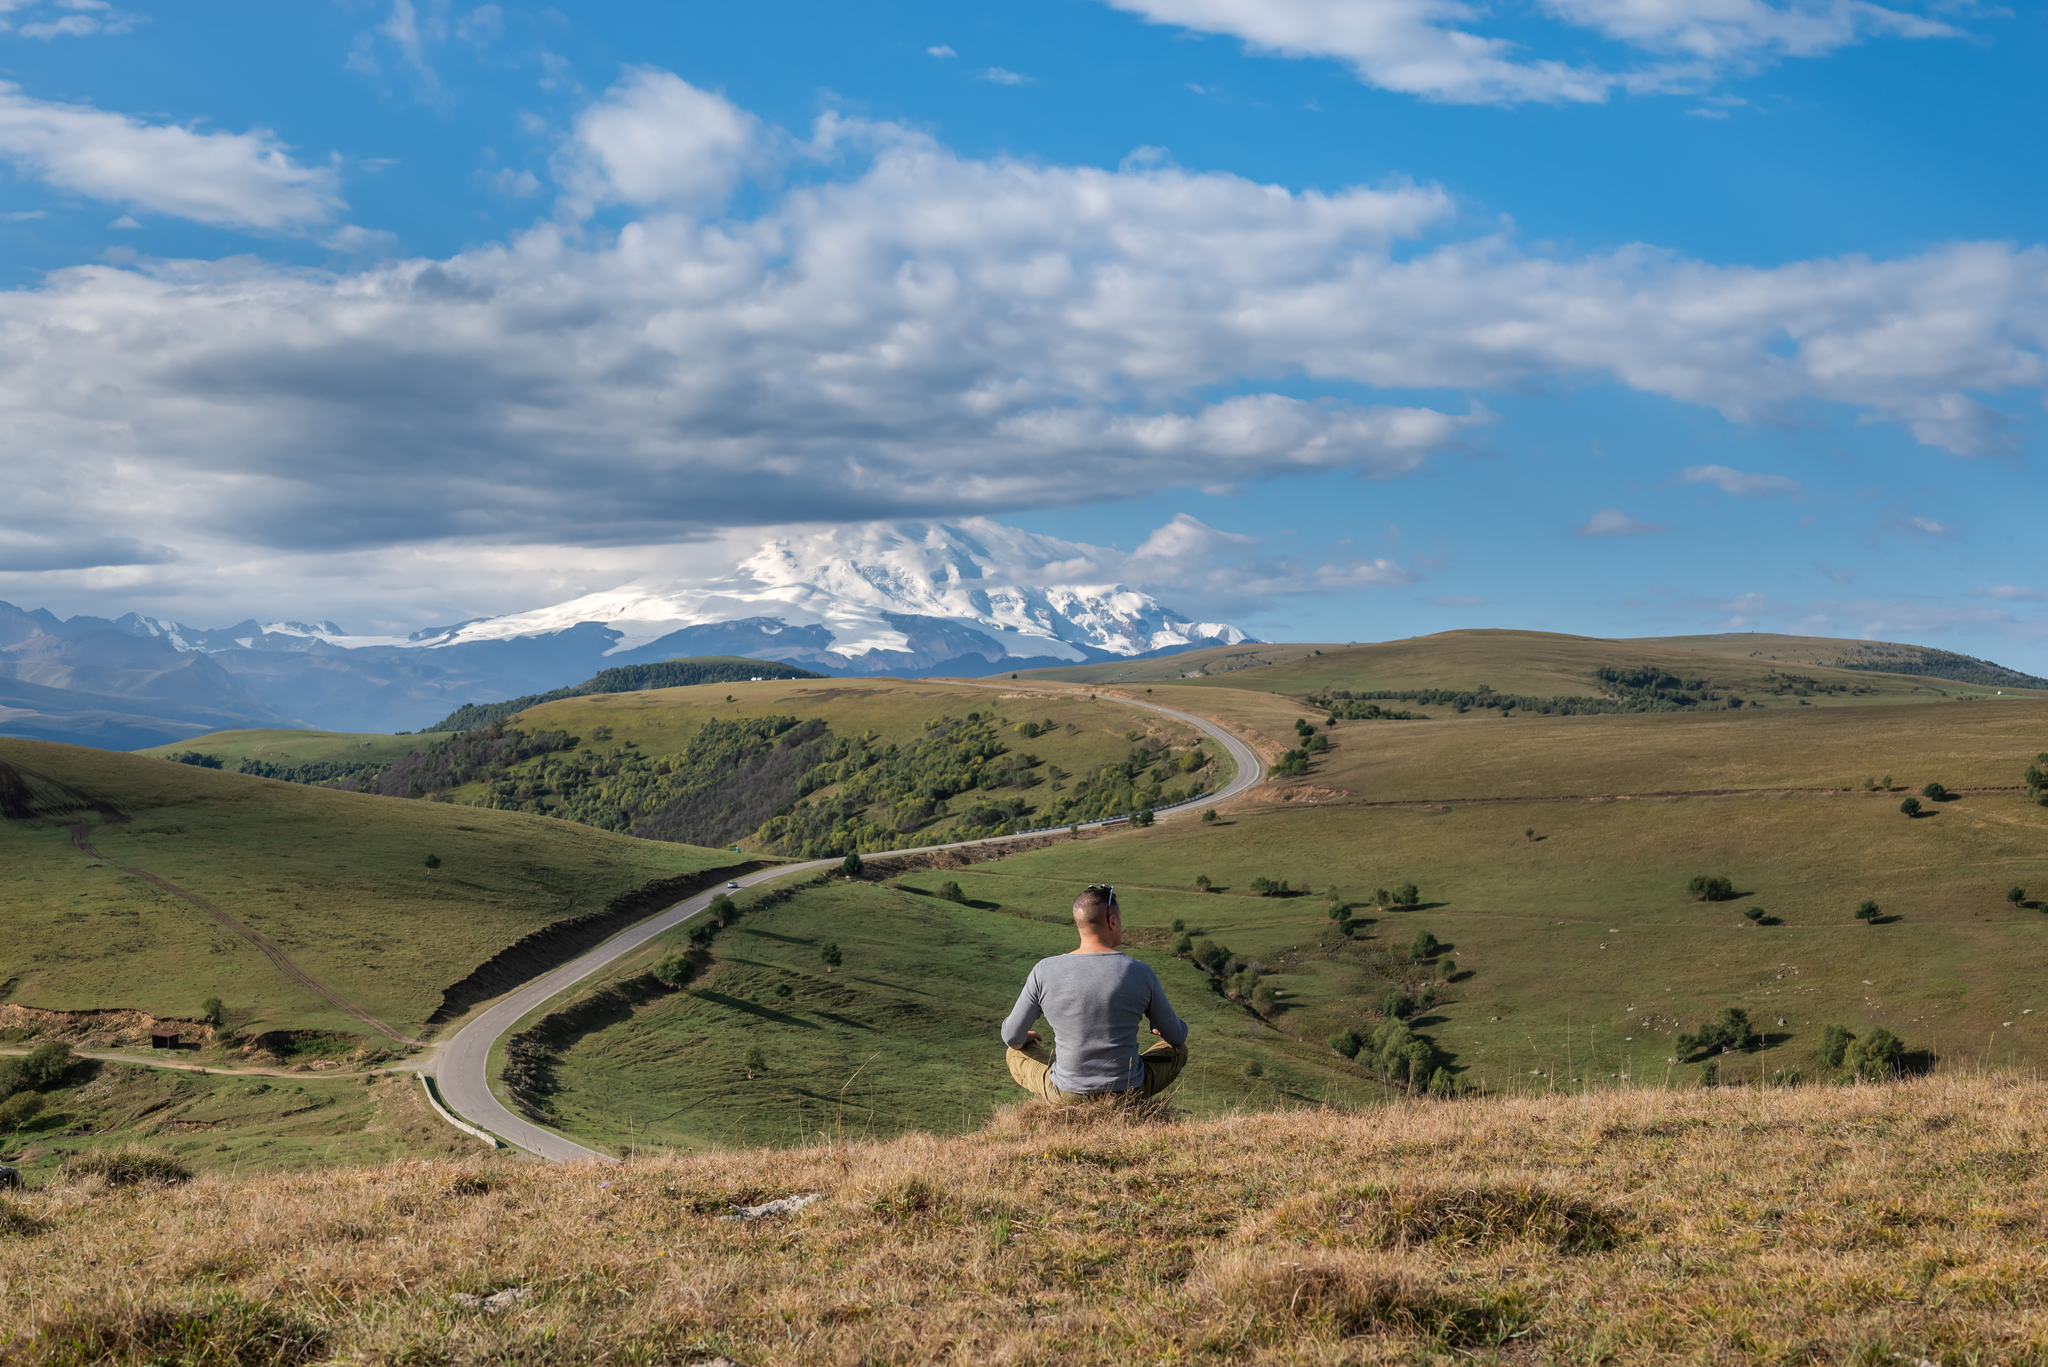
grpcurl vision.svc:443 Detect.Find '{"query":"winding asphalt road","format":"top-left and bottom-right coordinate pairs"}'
top-left (425, 689), bottom-right (1266, 1161)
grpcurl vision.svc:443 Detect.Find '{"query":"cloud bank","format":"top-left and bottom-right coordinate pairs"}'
top-left (0, 70), bottom-right (2043, 601)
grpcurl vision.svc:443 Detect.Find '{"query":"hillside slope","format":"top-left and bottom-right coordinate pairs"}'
top-left (0, 739), bottom-right (743, 1038)
top-left (6, 1076), bottom-right (2044, 1365)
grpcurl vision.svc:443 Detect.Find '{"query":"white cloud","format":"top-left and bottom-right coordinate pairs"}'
top-left (0, 83), bottom-right (343, 229)
top-left (1577, 508), bottom-right (1670, 536)
top-left (1100, 0), bottom-right (1956, 105)
top-left (556, 67), bottom-right (764, 215)
top-left (5, 0), bottom-right (140, 39)
top-left (107, 212), bottom-right (139, 228)
top-left (0, 71), bottom-right (2045, 595)
top-left (1679, 463), bottom-right (1802, 498)
top-left (1976, 585), bottom-right (2048, 603)
top-left (1909, 515), bottom-right (1955, 538)
top-left (927, 44), bottom-right (957, 57)
top-left (978, 66), bottom-right (1032, 84)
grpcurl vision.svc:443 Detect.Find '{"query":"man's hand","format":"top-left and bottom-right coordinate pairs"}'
top-left (1151, 1028), bottom-right (1161, 1037)
top-left (1026, 1030), bottom-right (1042, 1045)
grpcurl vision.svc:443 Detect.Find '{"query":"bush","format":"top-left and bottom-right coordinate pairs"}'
top-left (1193, 874), bottom-right (1211, 891)
top-left (1329, 1028), bottom-right (1363, 1059)
top-left (60, 1148), bottom-right (193, 1187)
top-left (1675, 1007), bottom-right (1759, 1058)
top-left (1428, 1067), bottom-right (1455, 1098)
top-left (937, 880), bottom-right (966, 904)
top-left (423, 852), bottom-right (441, 869)
top-left (1854, 899), bottom-right (1881, 923)
top-left (1844, 1026), bottom-right (1905, 1079)
top-left (1921, 782), bottom-right (1947, 800)
top-left (0, 1091), bottom-right (43, 1132)
top-left (650, 952), bottom-right (692, 988)
top-left (1134, 808), bottom-right (1155, 827)
top-left (686, 921), bottom-right (715, 947)
top-left (1251, 981), bottom-right (1278, 1014)
top-left (1900, 797), bottom-right (1922, 817)
top-left (1381, 990), bottom-right (1411, 1020)
top-left (1394, 882), bottom-right (1420, 908)
top-left (841, 851), bottom-right (864, 877)
top-left (1743, 906), bottom-right (1764, 922)
top-left (742, 1043), bottom-right (767, 1078)
top-left (1249, 876), bottom-right (1291, 897)
top-left (1200, 808), bottom-right (1217, 823)
top-left (819, 942), bottom-right (843, 968)
top-left (1192, 939), bottom-right (1231, 971)
top-left (1171, 917), bottom-right (1186, 931)
top-left (2009, 886), bottom-right (2028, 909)
top-left (1820, 1024), bottom-right (1855, 1068)
top-left (1409, 930), bottom-right (1440, 961)
top-left (1326, 902), bottom-right (1345, 921)
top-left (1436, 957), bottom-right (1455, 980)
top-left (200, 996), bottom-right (223, 1027)
top-left (1686, 875), bottom-right (1735, 902)
top-left (5, 1041), bottom-right (73, 1094)
top-left (1171, 933), bottom-right (1194, 956)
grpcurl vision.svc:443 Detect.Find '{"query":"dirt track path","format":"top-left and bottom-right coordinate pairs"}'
top-left (66, 823), bottom-right (421, 1046)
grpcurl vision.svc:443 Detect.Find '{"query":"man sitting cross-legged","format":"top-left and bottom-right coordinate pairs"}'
top-left (1000, 884), bottom-right (1189, 1104)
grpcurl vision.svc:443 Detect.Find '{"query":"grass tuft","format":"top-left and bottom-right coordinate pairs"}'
top-left (29, 1297), bottom-right (327, 1367)
top-left (58, 1146), bottom-right (194, 1188)
top-left (0, 1196), bottom-right (48, 1237)
top-left (1270, 1178), bottom-right (1631, 1252)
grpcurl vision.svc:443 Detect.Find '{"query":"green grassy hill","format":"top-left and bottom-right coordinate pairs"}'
top-left (524, 681), bottom-right (2048, 1151)
top-left (1021, 629), bottom-right (2043, 705)
top-left (0, 739), bottom-right (744, 1039)
top-left (135, 728), bottom-right (449, 767)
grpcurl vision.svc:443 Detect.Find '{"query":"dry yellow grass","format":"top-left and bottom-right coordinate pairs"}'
top-left (8, 1073), bottom-right (2048, 1364)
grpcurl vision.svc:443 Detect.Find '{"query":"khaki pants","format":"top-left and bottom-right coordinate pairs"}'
top-left (1006, 1039), bottom-right (1187, 1104)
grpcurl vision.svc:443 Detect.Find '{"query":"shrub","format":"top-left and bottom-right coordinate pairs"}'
top-left (1428, 1067), bottom-right (1455, 1098)
top-left (60, 1148), bottom-right (193, 1187)
top-left (1381, 990), bottom-right (1411, 1021)
top-left (1171, 917), bottom-right (1185, 931)
top-left (8, 1041), bottom-right (72, 1093)
top-left (1820, 1024), bottom-right (1855, 1068)
top-left (1743, 906), bottom-right (1764, 922)
top-left (650, 952), bottom-right (692, 988)
top-left (1134, 808), bottom-right (1155, 827)
top-left (1252, 981), bottom-right (1278, 1014)
top-left (1921, 782), bottom-right (1947, 800)
top-left (1329, 1028), bottom-right (1364, 1059)
top-left (1249, 876), bottom-right (1291, 897)
top-left (686, 921), bottom-right (715, 947)
top-left (1436, 957), bottom-right (1455, 980)
top-left (1326, 902), bottom-right (1345, 921)
top-left (0, 1091), bottom-right (43, 1132)
top-left (1171, 933), bottom-right (1194, 956)
top-left (1524, 828), bottom-right (1535, 841)
top-left (1675, 1007), bottom-right (1759, 1058)
top-left (1228, 969), bottom-right (1258, 1000)
top-left (819, 942), bottom-right (843, 968)
top-left (841, 851), bottom-right (864, 877)
top-left (1900, 797), bottom-right (1921, 817)
top-left (1409, 930), bottom-right (1439, 961)
top-left (423, 853), bottom-right (441, 869)
top-left (1244, 1059), bottom-right (1264, 1079)
top-left (1686, 875), bottom-right (1735, 902)
top-left (1854, 899), bottom-right (1881, 923)
top-left (2008, 885), bottom-right (2028, 909)
top-left (200, 996), bottom-right (223, 1027)
top-left (1394, 882), bottom-right (1420, 908)
top-left (937, 880), bottom-right (966, 904)
top-left (1193, 874), bottom-right (1211, 891)
top-left (1883, 774), bottom-right (1892, 788)
top-left (1192, 939), bottom-right (1231, 971)
top-left (1200, 808), bottom-right (1217, 823)
top-left (742, 1044), bottom-right (767, 1079)
top-left (1844, 1026), bottom-right (1905, 1079)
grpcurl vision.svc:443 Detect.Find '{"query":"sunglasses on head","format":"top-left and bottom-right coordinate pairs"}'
top-left (1085, 883), bottom-right (1118, 909)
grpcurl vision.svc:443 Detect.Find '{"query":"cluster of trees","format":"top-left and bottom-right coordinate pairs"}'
top-left (1328, 1019), bottom-right (1453, 1095)
top-left (164, 749), bottom-right (389, 787)
top-left (0, 1040), bottom-right (73, 1133)
top-left (1820, 1024), bottom-right (1905, 1078)
top-left (1306, 676), bottom-right (1739, 719)
top-left (375, 723), bottom-right (579, 802)
top-left (1310, 698), bottom-right (1428, 721)
top-left (1687, 874), bottom-right (1737, 902)
top-left (1248, 877), bottom-right (1297, 897)
top-left (1675, 1007), bottom-right (1761, 1059)
top-left (1374, 884), bottom-right (1422, 909)
top-left (2026, 752), bottom-right (2048, 806)
top-left (1172, 934), bottom-right (1278, 1012)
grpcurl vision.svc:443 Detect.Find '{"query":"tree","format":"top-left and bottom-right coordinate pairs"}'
top-left (1193, 874), bottom-right (1211, 891)
top-left (1524, 828), bottom-right (1535, 842)
top-left (1171, 933), bottom-right (1194, 957)
top-left (742, 1044), bottom-right (767, 1079)
top-left (1251, 981), bottom-right (1278, 1014)
top-left (7, 1041), bottom-right (73, 1093)
top-left (1436, 957), bottom-right (1456, 981)
top-left (1325, 902), bottom-right (1345, 921)
top-left (1675, 1007), bottom-right (1759, 1058)
top-left (687, 921), bottom-right (716, 947)
top-left (1743, 907), bottom-right (1765, 922)
top-left (1844, 1025), bottom-right (1905, 1078)
top-left (937, 880), bottom-right (966, 904)
top-left (1920, 782), bottom-right (1947, 800)
top-left (650, 952), bottom-right (691, 987)
top-left (1329, 1028), bottom-right (1363, 1059)
top-left (1200, 809), bottom-right (1218, 823)
top-left (423, 853), bottom-right (442, 869)
top-left (1135, 808), bottom-right (1155, 827)
top-left (2008, 886), bottom-right (2028, 909)
top-left (0, 1091), bottom-right (43, 1133)
top-left (1854, 899), bottom-right (1881, 923)
top-left (1394, 882), bottom-right (1420, 908)
top-left (1882, 774), bottom-right (1893, 789)
top-left (1428, 1067), bottom-right (1455, 1098)
top-left (200, 996), bottom-right (224, 1028)
top-left (1409, 930), bottom-right (1440, 960)
top-left (1686, 874), bottom-right (1735, 902)
top-left (819, 942), bottom-right (843, 968)
top-left (1192, 939), bottom-right (1232, 972)
top-left (1820, 1024), bottom-right (1856, 1068)
top-left (1899, 797), bottom-right (1921, 817)
top-left (1381, 989), bottom-right (1410, 1020)
top-left (841, 851), bottom-right (864, 877)
top-left (1171, 917), bottom-right (1186, 932)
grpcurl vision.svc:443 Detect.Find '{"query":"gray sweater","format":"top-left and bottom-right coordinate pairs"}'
top-left (1001, 951), bottom-right (1188, 1094)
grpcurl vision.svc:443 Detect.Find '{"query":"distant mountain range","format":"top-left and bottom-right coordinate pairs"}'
top-left (0, 522), bottom-right (1252, 748)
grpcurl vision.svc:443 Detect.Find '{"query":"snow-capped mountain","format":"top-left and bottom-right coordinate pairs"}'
top-left (0, 522), bottom-right (1253, 745)
top-left (367, 522), bottom-right (1248, 669)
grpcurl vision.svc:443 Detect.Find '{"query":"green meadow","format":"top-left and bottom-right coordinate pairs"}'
top-left (0, 739), bottom-right (742, 1038)
top-left (134, 729), bottom-right (452, 767)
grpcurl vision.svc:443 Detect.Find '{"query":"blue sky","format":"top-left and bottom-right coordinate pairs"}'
top-left (2, 0), bottom-right (2045, 665)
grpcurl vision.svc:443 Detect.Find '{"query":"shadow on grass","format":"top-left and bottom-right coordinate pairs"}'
top-left (811, 1012), bottom-right (875, 1032)
top-left (851, 975), bottom-right (936, 997)
top-left (693, 991), bottom-right (820, 1029)
top-left (738, 928), bottom-right (817, 946)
